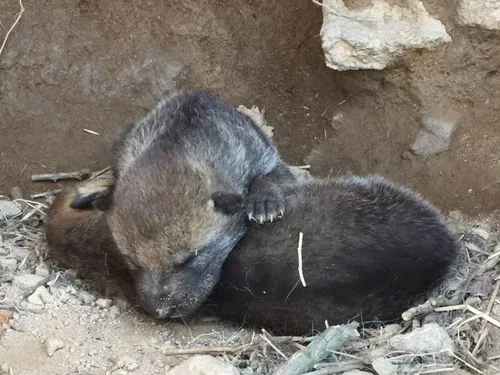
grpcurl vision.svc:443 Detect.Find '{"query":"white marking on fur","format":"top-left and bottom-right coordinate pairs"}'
top-left (297, 232), bottom-right (306, 287)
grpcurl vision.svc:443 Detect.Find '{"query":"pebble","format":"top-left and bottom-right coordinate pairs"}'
top-left (109, 305), bottom-right (121, 319)
top-left (44, 337), bottom-right (65, 357)
top-left (12, 274), bottom-right (45, 293)
top-left (166, 355), bottom-right (240, 375)
top-left (27, 286), bottom-right (54, 305)
top-left (410, 114), bottom-right (456, 158)
top-left (96, 298), bottom-right (113, 309)
top-left (35, 264), bottom-right (50, 277)
top-left (78, 290), bottom-right (96, 305)
top-left (0, 200), bottom-right (22, 218)
top-left (372, 357), bottom-right (397, 375)
top-left (471, 227), bottom-right (490, 240)
top-left (0, 258), bottom-right (17, 273)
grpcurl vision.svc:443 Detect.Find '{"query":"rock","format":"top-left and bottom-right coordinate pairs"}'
top-left (0, 200), bottom-right (22, 218)
top-left (27, 286), bottom-right (54, 305)
top-left (44, 337), bottom-right (65, 357)
top-left (318, 0), bottom-right (451, 71)
top-left (12, 274), bottom-right (45, 294)
top-left (109, 305), bottom-right (121, 319)
top-left (35, 264), bottom-right (50, 277)
top-left (471, 228), bottom-right (490, 240)
top-left (343, 371), bottom-right (372, 375)
top-left (411, 115), bottom-right (456, 157)
top-left (78, 291), bottom-right (96, 305)
top-left (389, 323), bottom-right (454, 354)
top-left (457, 0), bottom-right (500, 30)
top-left (371, 357), bottom-right (396, 375)
top-left (468, 272), bottom-right (494, 297)
top-left (0, 311), bottom-right (14, 334)
top-left (96, 298), bottom-right (112, 309)
top-left (166, 355), bottom-right (240, 375)
top-left (0, 258), bottom-right (17, 273)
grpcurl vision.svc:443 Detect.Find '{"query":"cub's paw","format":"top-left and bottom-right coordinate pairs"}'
top-left (246, 192), bottom-right (284, 224)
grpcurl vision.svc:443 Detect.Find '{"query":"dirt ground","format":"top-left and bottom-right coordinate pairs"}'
top-left (1, 0), bottom-right (500, 216)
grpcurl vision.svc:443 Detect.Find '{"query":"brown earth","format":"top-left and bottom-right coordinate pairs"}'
top-left (1, 0), bottom-right (500, 217)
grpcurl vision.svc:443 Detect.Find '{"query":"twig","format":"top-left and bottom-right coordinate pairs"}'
top-left (90, 166), bottom-right (112, 179)
top-left (472, 279), bottom-right (500, 356)
top-left (0, 0), bottom-right (25, 58)
top-left (272, 322), bottom-right (359, 375)
top-left (261, 329), bottom-right (288, 360)
top-left (435, 304), bottom-right (500, 329)
top-left (83, 129), bottom-right (99, 135)
top-left (297, 232), bottom-right (306, 287)
top-left (31, 169), bottom-right (91, 182)
top-left (160, 344), bottom-right (252, 356)
top-left (402, 295), bottom-right (461, 321)
top-left (30, 189), bottom-right (62, 200)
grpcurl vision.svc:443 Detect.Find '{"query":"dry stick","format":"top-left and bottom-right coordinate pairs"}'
top-left (30, 189), bottom-right (62, 200)
top-left (261, 329), bottom-right (288, 360)
top-left (0, 0), bottom-right (25, 58)
top-left (472, 279), bottom-right (500, 356)
top-left (402, 295), bottom-right (461, 321)
top-left (160, 344), bottom-right (252, 356)
top-left (31, 169), bottom-right (92, 182)
top-left (297, 232), bottom-right (306, 287)
top-left (272, 322), bottom-right (360, 375)
top-left (435, 304), bottom-right (500, 329)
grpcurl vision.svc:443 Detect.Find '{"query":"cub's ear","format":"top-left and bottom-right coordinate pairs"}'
top-left (70, 180), bottom-right (114, 211)
top-left (210, 192), bottom-right (244, 215)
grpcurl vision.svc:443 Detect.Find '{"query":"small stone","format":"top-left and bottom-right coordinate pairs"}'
top-left (411, 115), bottom-right (456, 157)
top-left (96, 298), bottom-right (112, 309)
top-left (457, 0), bottom-right (500, 30)
top-left (27, 286), bottom-right (54, 305)
top-left (78, 291), bottom-right (96, 305)
top-left (166, 355), bottom-right (240, 375)
top-left (12, 274), bottom-right (44, 293)
top-left (343, 371), bottom-right (373, 375)
top-left (471, 228), bottom-right (490, 240)
top-left (35, 264), bottom-right (50, 277)
top-left (0, 258), bottom-right (17, 273)
top-left (109, 305), bottom-right (121, 319)
top-left (468, 272), bottom-right (494, 297)
top-left (0, 200), bottom-right (22, 218)
top-left (389, 323), bottom-right (454, 354)
top-left (372, 357), bottom-right (397, 375)
top-left (44, 337), bottom-right (65, 357)
top-left (126, 362), bottom-right (139, 371)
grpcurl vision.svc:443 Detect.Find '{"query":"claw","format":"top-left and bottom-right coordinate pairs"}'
top-left (269, 215), bottom-right (274, 223)
top-left (259, 216), bottom-right (264, 224)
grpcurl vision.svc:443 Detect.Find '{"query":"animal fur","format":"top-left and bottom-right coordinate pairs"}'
top-left (45, 174), bottom-right (458, 335)
top-left (70, 91), bottom-right (298, 319)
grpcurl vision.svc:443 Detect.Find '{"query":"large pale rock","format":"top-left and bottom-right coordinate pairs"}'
top-left (166, 355), bottom-right (240, 375)
top-left (458, 0), bottom-right (500, 30)
top-left (319, 0), bottom-right (451, 71)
